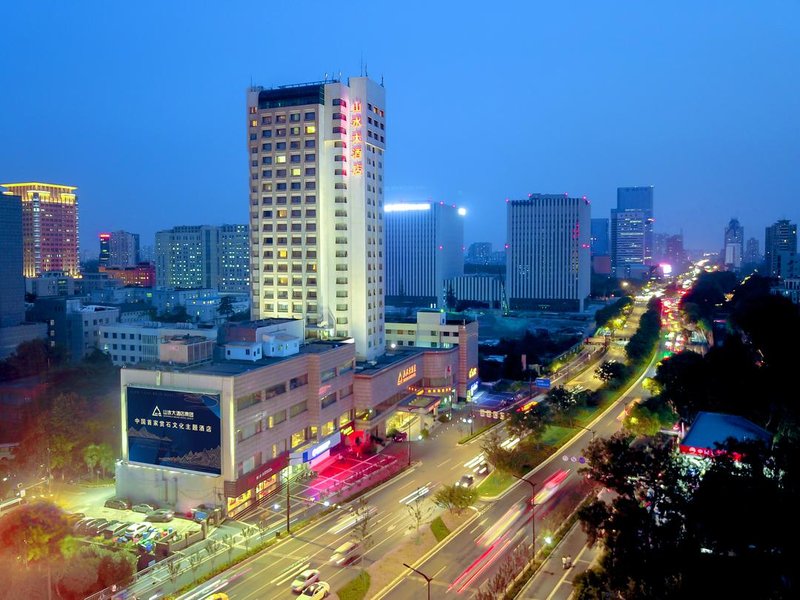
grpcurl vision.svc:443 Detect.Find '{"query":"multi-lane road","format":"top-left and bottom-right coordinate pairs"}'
top-left (176, 301), bottom-right (653, 600)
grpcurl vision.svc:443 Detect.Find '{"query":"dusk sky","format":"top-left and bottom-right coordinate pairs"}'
top-left (2, 1), bottom-right (798, 255)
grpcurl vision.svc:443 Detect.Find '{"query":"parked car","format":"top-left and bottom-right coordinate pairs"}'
top-left (456, 474), bottom-right (475, 488)
top-left (392, 431), bottom-right (408, 442)
top-left (103, 522), bottom-right (131, 539)
top-left (291, 569), bottom-right (320, 593)
top-left (146, 508), bottom-right (175, 523)
top-left (330, 541), bottom-right (360, 566)
top-left (125, 522), bottom-right (151, 538)
top-left (300, 582), bottom-right (330, 599)
top-left (73, 517), bottom-right (95, 533)
top-left (104, 498), bottom-right (131, 510)
top-left (84, 518), bottom-right (110, 536)
top-left (132, 503), bottom-right (156, 514)
top-left (65, 512), bottom-right (85, 526)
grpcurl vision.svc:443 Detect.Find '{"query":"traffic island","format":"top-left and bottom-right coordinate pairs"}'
top-left (364, 509), bottom-right (472, 598)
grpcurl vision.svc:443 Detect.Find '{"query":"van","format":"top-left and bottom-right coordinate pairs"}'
top-left (329, 541), bottom-right (360, 566)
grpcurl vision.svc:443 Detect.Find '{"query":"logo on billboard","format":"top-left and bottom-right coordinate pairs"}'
top-left (397, 365), bottom-right (417, 386)
top-left (468, 367), bottom-right (478, 379)
top-left (152, 406), bottom-right (162, 417)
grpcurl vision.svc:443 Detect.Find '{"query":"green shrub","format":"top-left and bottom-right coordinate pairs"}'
top-left (430, 516), bottom-right (451, 542)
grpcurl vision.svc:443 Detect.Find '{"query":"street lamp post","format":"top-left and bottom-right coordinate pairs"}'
top-left (574, 425), bottom-right (596, 439)
top-left (286, 473), bottom-right (291, 534)
top-left (403, 563), bottom-right (432, 600)
top-left (511, 474), bottom-right (537, 564)
top-left (407, 417), bottom-right (412, 466)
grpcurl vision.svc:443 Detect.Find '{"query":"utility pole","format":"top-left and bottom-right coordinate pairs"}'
top-left (286, 475), bottom-right (291, 534)
top-left (512, 474), bottom-right (537, 565)
top-left (403, 563), bottom-right (432, 600)
top-left (407, 418), bottom-right (412, 466)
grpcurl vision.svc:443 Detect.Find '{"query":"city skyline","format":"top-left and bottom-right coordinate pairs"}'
top-left (2, 2), bottom-right (799, 253)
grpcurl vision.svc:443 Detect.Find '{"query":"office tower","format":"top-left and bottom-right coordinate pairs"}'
top-left (101, 230), bottom-right (141, 267)
top-left (744, 237), bottom-right (761, 266)
top-left (617, 186), bottom-right (654, 264)
top-left (611, 208), bottom-right (647, 278)
top-left (723, 218), bottom-right (744, 270)
top-left (1, 182), bottom-right (79, 277)
top-left (506, 194), bottom-right (591, 311)
top-left (155, 225), bottom-right (249, 293)
top-left (99, 233), bottom-right (111, 266)
top-left (664, 234), bottom-right (686, 270)
top-left (247, 77), bottom-right (386, 360)
top-left (0, 193), bottom-right (25, 326)
top-left (590, 218), bottom-right (610, 256)
top-left (385, 202), bottom-right (464, 307)
top-left (765, 219), bottom-right (798, 278)
top-left (466, 242), bottom-right (492, 265)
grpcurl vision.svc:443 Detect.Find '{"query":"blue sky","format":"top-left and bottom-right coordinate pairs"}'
top-left (2, 1), bottom-right (798, 255)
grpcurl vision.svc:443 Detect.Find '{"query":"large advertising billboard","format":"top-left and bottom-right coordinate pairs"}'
top-left (126, 386), bottom-right (221, 475)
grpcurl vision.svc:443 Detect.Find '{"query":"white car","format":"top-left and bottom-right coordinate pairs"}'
top-left (124, 522), bottom-right (150, 538)
top-left (291, 569), bottom-right (320, 593)
top-left (300, 582), bottom-right (330, 599)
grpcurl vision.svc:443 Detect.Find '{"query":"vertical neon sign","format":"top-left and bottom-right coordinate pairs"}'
top-left (350, 100), bottom-right (363, 176)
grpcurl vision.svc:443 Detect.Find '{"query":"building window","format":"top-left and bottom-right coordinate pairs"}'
top-left (290, 401), bottom-right (308, 418)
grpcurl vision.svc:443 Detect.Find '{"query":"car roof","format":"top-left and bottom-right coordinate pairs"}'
top-left (335, 541), bottom-right (356, 552)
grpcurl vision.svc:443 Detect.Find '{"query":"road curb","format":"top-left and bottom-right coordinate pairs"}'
top-left (370, 506), bottom-right (481, 600)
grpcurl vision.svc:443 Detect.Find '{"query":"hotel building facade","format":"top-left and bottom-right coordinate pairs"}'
top-left (246, 77), bottom-right (386, 360)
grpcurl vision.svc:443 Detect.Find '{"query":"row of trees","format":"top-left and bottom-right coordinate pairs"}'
top-left (574, 273), bottom-right (800, 597)
top-left (593, 296), bottom-right (633, 330)
top-left (0, 500), bottom-right (136, 599)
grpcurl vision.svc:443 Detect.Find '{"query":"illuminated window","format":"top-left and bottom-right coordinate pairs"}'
top-left (278, 250), bottom-right (287, 258)
top-left (305, 125), bottom-right (316, 134)
top-left (290, 127), bottom-right (300, 135)
top-left (276, 155), bottom-right (286, 163)
top-left (277, 209), bottom-right (287, 218)
top-left (250, 119), bottom-right (258, 127)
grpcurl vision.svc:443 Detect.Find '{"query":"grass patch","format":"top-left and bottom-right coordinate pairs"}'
top-left (337, 570), bottom-right (371, 600)
top-left (539, 425), bottom-right (576, 447)
top-left (430, 516), bottom-right (451, 542)
top-left (476, 470), bottom-right (515, 497)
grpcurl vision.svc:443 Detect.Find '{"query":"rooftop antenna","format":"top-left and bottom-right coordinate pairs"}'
top-left (381, 74), bottom-right (384, 87)
top-left (365, 62), bottom-right (368, 77)
top-left (360, 52), bottom-right (364, 76)
top-left (324, 72), bottom-right (329, 82)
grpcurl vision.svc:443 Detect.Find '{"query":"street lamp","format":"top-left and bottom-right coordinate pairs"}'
top-left (403, 563), bottom-right (432, 600)
top-left (511, 474), bottom-right (537, 564)
top-left (407, 418), bottom-right (412, 466)
top-left (574, 425), bottom-right (596, 439)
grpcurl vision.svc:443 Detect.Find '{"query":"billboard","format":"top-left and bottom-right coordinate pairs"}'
top-left (126, 386), bottom-right (221, 475)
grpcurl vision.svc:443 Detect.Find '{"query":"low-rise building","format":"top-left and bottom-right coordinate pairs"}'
top-left (98, 321), bottom-right (218, 366)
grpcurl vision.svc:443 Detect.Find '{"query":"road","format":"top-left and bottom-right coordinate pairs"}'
top-left (373, 303), bottom-right (654, 600)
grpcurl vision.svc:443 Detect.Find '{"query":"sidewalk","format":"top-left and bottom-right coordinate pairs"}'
top-left (516, 522), bottom-right (600, 600)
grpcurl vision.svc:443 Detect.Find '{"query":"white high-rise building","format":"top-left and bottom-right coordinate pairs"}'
top-left (385, 202), bottom-right (464, 307)
top-left (247, 77), bottom-right (386, 360)
top-left (506, 194), bottom-right (591, 312)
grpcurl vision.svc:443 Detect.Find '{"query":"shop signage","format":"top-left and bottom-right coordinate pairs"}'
top-left (340, 422), bottom-right (355, 436)
top-left (225, 453), bottom-right (289, 498)
top-left (291, 432), bottom-right (343, 465)
top-left (397, 364), bottom-right (417, 386)
top-left (469, 367), bottom-right (478, 379)
top-left (469, 381), bottom-right (479, 396)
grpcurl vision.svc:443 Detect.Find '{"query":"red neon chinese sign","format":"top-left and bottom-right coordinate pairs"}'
top-left (351, 100), bottom-right (363, 176)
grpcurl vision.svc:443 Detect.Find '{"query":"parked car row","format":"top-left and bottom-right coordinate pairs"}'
top-left (72, 515), bottom-right (178, 551)
top-left (104, 497), bottom-right (175, 522)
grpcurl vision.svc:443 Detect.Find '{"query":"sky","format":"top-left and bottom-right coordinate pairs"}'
top-left (2, 1), bottom-right (799, 256)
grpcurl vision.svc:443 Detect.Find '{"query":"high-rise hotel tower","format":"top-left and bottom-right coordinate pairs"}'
top-left (247, 77), bottom-right (386, 360)
top-left (2, 182), bottom-right (80, 278)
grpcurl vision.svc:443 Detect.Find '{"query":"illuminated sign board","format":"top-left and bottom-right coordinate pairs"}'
top-left (469, 381), bottom-right (479, 396)
top-left (385, 203), bottom-right (431, 213)
top-left (396, 364), bottom-right (417, 386)
top-left (468, 367), bottom-right (478, 379)
top-left (126, 387), bottom-right (221, 475)
top-left (350, 100), bottom-right (363, 176)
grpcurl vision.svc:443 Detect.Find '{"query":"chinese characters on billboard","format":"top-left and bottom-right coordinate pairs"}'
top-left (126, 386), bottom-right (221, 475)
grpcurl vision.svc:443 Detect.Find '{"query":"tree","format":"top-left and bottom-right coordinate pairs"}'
top-left (350, 497), bottom-right (374, 563)
top-left (0, 500), bottom-right (71, 566)
top-left (167, 558), bottom-right (183, 584)
top-left (96, 443), bottom-right (115, 479)
top-left (204, 538), bottom-right (222, 570)
top-left (481, 433), bottom-right (528, 475)
top-left (406, 494), bottom-right (432, 543)
top-left (623, 400), bottom-right (676, 437)
top-left (217, 296), bottom-right (235, 319)
top-left (188, 552), bottom-right (201, 580)
top-left (506, 402), bottom-right (550, 443)
top-left (445, 283), bottom-right (457, 311)
top-left (547, 386), bottom-right (577, 422)
top-left (594, 361), bottom-right (627, 386)
top-left (221, 533), bottom-right (235, 563)
top-left (433, 484), bottom-right (477, 516)
top-left (83, 443), bottom-right (102, 480)
top-left (95, 547), bottom-right (136, 589)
